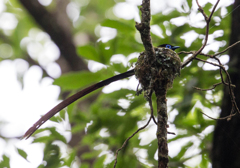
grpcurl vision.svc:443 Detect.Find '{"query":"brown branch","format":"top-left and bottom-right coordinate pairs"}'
top-left (192, 55), bottom-right (239, 120)
top-left (178, 40), bottom-right (240, 58)
top-left (212, 41), bottom-right (240, 57)
top-left (113, 90), bottom-right (157, 168)
top-left (193, 56), bottom-right (236, 97)
top-left (148, 91), bottom-right (157, 125)
top-left (196, 1), bottom-right (208, 21)
top-left (181, 0), bottom-right (220, 68)
top-left (194, 58), bottom-right (239, 119)
top-left (199, 110), bottom-right (236, 120)
top-left (177, 1), bottom-right (240, 121)
top-left (135, 2), bottom-right (170, 166)
top-left (155, 87), bottom-right (168, 168)
top-left (205, 56), bottom-right (240, 117)
top-left (113, 113), bottom-right (152, 168)
top-left (178, 1), bottom-right (240, 122)
top-left (19, 0), bottom-right (88, 72)
top-left (194, 82), bottom-right (222, 91)
top-left (178, 51), bottom-right (211, 57)
top-left (135, 0), bottom-right (155, 61)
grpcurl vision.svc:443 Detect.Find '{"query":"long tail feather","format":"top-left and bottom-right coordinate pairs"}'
top-left (23, 69), bottom-right (135, 139)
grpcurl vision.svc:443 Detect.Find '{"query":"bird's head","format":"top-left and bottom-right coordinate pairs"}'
top-left (158, 44), bottom-right (180, 51)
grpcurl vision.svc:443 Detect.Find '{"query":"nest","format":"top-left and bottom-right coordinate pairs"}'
top-left (134, 47), bottom-right (181, 92)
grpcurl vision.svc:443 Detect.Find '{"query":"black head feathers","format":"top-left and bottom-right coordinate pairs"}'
top-left (158, 44), bottom-right (180, 51)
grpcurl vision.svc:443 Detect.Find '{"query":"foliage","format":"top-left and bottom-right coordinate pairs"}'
top-left (0, 0), bottom-right (234, 167)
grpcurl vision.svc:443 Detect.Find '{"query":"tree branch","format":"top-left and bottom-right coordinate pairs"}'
top-left (181, 0), bottom-right (220, 68)
top-left (19, 0), bottom-right (88, 72)
top-left (135, 0), bottom-right (155, 61)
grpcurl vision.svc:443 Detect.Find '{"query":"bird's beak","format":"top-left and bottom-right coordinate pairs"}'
top-left (172, 46), bottom-right (180, 50)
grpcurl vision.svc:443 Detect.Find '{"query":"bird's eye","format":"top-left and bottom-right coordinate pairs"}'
top-left (166, 45), bottom-right (171, 49)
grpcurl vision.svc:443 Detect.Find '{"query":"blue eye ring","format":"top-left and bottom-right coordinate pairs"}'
top-left (166, 44), bottom-right (171, 49)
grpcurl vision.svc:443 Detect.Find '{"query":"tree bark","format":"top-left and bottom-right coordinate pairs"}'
top-left (212, 0), bottom-right (240, 167)
top-left (156, 88), bottom-right (168, 168)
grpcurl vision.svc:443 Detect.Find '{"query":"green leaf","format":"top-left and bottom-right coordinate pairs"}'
top-left (40, 143), bottom-right (62, 168)
top-left (48, 127), bottom-right (67, 143)
top-left (148, 139), bottom-right (158, 160)
top-left (186, 0), bottom-right (192, 8)
top-left (101, 19), bottom-right (135, 34)
top-left (33, 127), bottom-right (66, 143)
top-left (0, 155), bottom-right (10, 168)
top-left (64, 150), bottom-right (77, 167)
top-left (33, 135), bottom-right (53, 143)
top-left (16, 148), bottom-right (28, 160)
top-left (93, 155), bottom-right (105, 168)
top-left (53, 70), bottom-right (111, 91)
top-left (176, 142), bottom-right (194, 159)
top-left (77, 45), bottom-right (100, 62)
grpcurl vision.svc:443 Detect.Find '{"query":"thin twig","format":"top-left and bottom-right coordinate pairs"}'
top-left (212, 41), bottom-right (240, 57)
top-left (148, 90), bottom-right (157, 125)
top-left (193, 82), bottom-right (222, 91)
top-left (167, 132), bottom-right (176, 135)
top-left (181, 0), bottom-right (220, 68)
top-left (199, 110), bottom-right (236, 120)
top-left (178, 40), bottom-right (240, 58)
top-left (179, 0), bottom-right (240, 122)
top-left (113, 114), bottom-right (152, 168)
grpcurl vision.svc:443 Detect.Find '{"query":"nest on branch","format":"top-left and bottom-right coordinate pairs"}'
top-left (134, 47), bottom-right (181, 94)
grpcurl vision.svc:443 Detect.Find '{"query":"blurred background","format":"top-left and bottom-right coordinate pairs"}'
top-left (0, 0), bottom-right (238, 167)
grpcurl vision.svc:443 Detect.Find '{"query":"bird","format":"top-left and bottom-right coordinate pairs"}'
top-left (158, 44), bottom-right (180, 51)
top-left (23, 44), bottom-right (180, 139)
